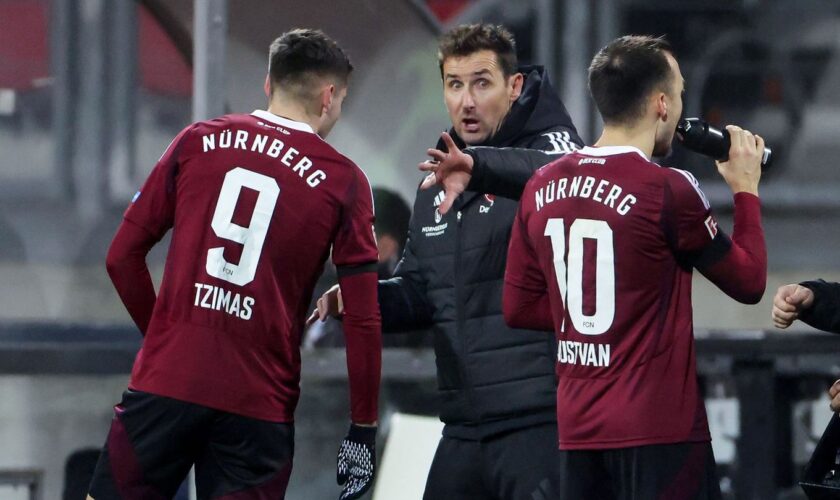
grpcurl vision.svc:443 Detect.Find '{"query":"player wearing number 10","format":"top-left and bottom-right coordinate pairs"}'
top-left (503, 36), bottom-right (767, 498)
top-left (88, 29), bottom-right (380, 500)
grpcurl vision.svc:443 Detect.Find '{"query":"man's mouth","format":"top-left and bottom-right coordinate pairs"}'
top-left (461, 118), bottom-right (481, 133)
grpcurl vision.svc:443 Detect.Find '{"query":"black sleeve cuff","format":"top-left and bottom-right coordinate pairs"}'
top-left (348, 423), bottom-right (377, 444)
top-left (463, 148), bottom-right (482, 192)
top-left (336, 262), bottom-right (378, 278)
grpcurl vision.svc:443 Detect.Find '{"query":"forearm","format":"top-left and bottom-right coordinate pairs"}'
top-left (378, 277), bottom-right (433, 333)
top-left (339, 271), bottom-right (382, 424)
top-left (699, 193), bottom-right (767, 304)
top-left (105, 219), bottom-right (158, 334)
top-left (502, 281), bottom-right (554, 331)
top-left (465, 147), bottom-right (554, 199)
top-left (799, 280), bottom-right (840, 333)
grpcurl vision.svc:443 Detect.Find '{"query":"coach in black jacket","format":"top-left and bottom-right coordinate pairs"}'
top-left (773, 280), bottom-right (840, 414)
top-left (314, 24), bottom-right (581, 499)
top-left (773, 280), bottom-right (840, 334)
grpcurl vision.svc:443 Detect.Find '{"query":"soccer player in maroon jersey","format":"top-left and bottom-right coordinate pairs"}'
top-left (87, 29), bottom-right (381, 500)
top-left (502, 36), bottom-right (767, 498)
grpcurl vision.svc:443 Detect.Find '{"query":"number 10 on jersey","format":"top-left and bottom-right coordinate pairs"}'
top-left (544, 218), bottom-right (615, 335)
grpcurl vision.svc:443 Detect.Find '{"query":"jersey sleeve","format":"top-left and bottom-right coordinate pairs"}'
top-left (503, 200), bottom-right (554, 330)
top-left (333, 164), bottom-right (381, 424)
top-left (332, 167), bottom-right (378, 270)
top-left (663, 168), bottom-right (724, 262)
top-left (123, 124), bottom-right (193, 239)
top-left (665, 170), bottom-right (766, 303)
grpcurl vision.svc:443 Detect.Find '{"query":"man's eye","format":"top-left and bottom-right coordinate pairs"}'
top-left (449, 81), bottom-right (463, 89)
top-left (476, 79), bottom-right (490, 88)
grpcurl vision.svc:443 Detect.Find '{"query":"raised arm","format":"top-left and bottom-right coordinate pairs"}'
top-left (419, 131), bottom-right (581, 214)
top-left (465, 128), bottom-right (582, 198)
top-left (666, 126), bottom-right (767, 304)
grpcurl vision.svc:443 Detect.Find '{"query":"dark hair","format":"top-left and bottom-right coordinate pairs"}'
top-left (372, 188), bottom-right (411, 250)
top-left (588, 35), bottom-right (674, 125)
top-left (268, 29), bottom-right (353, 95)
top-left (437, 24), bottom-right (518, 78)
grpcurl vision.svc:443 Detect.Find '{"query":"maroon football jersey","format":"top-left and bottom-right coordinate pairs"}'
top-left (123, 110), bottom-right (378, 422)
top-left (506, 145), bottom-right (721, 449)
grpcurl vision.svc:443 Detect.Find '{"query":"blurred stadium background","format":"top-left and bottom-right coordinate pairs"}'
top-left (1, 0), bottom-right (840, 498)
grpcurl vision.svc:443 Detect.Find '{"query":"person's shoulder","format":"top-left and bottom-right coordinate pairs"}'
top-left (196, 112), bottom-right (247, 128)
top-left (525, 151), bottom-right (582, 189)
top-left (662, 165), bottom-right (704, 190)
top-left (535, 150), bottom-right (581, 174)
top-left (661, 166), bottom-right (711, 209)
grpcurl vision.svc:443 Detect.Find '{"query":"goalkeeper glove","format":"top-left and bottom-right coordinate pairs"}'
top-left (336, 423), bottom-right (376, 500)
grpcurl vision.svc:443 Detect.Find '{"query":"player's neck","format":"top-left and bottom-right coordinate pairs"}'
top-left (266, 98), bottom-right (320, 134)
top-left (594, 125), bottom-right (655, 159)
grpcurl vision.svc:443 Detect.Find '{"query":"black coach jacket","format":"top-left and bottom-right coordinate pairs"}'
top-left (799, 280), bottom-right (840, 334)
top-left (378, 66), bottom-right (583, 439)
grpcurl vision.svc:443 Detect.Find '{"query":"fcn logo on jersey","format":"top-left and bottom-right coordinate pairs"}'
top-left (704, 215), bottom-right (718, 239)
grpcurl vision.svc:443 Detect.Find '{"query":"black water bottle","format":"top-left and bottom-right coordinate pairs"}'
top-left (675, 118), bottom-right (772, 167)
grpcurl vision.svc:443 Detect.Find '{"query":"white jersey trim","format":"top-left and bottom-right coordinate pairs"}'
top-left (251, 109), bottom-right (315, 134)
top-left (579, 145), bottom-right (649, 162)
top-left (669, 168), bottom-right (711, 209)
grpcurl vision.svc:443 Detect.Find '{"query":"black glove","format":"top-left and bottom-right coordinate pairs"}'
top-left (336, 423), bottom-right (377, 500)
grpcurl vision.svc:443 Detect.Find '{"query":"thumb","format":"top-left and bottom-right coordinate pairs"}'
top-left (787, 286), bottom-right (811, 307)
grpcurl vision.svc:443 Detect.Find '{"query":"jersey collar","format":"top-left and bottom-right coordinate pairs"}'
top-left (579, 145), bottom-right (649, 162)
top-left (251, 109), bottom-right (315, 134)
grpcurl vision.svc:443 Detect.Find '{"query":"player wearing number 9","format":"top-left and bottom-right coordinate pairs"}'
top-left (502, 35), bottom-right (767, 499)
top-left (88, 29), bottom-right (380, 500)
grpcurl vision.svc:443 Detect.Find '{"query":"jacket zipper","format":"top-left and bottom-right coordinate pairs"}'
top-left (454, 208), bottom-right (474, 419)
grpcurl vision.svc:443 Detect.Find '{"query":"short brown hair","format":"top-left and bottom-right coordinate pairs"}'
top-left (437, 24), bottom-right (518, 78)
top-left (268, 29), bottom-right (353, 95)
top-left (588, 35), bottom-right (674, 125)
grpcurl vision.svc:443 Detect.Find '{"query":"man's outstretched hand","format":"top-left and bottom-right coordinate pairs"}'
top-left (418, 132), bottom-right (474, 215)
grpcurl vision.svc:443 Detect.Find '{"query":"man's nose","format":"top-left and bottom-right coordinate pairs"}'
top-left (460, 90), bottom-right (476, 110)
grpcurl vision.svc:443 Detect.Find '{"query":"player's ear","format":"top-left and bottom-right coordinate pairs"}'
top-left (655, 93), bottom-right (668, 122)
top-left (509, 72), bottom-right (524, 102)
top-left (263, 75), bottom-right (271, 98)
top-left (320, 84), bottom-right (335, 116)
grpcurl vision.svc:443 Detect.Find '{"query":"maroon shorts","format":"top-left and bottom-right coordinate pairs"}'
top-left (555, 441), bottom-right (722, 500)
top-left (88, 390), bottom-right (293, 500)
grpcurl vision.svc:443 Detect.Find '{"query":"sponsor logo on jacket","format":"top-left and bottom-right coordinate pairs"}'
top-left (423, 191), bottom-right (448, 237)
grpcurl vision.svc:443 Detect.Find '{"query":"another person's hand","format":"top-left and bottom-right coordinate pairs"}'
top-left (771, 283), bottom-right (815, 329)
top-left (418, 132), bottom-right (473, 215)
top-left (306, 285), bottom-right (343, 327)
top-left (336, 423), bottom-right (377, 500)
top-left (829, 380), bottom-right (840, 413)
top-left (714, 125), bottom-right (764, 196)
